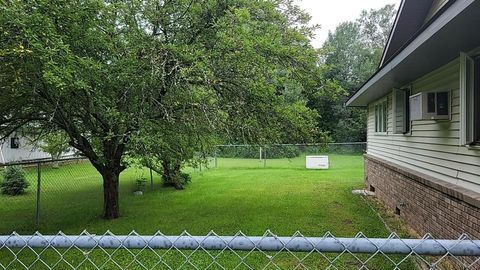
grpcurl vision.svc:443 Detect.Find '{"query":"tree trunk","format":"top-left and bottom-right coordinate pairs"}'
top-left (101, 170), bottom-right (120, 219)
top-left (161, 159), bottom-right (184, 190)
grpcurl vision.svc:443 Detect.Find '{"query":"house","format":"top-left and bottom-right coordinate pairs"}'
top-left (346, 0), bottom-right (480, 239)
top-left (0, 136), bottom-right (51, 164)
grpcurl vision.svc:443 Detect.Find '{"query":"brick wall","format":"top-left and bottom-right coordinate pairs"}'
top-left (364, 154), bottom-right (480, 239)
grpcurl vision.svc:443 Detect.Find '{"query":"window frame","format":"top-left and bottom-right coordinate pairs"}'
top-left (460, 52), bottom-right (480, 146)
top-left (10, 137), bottom-right (20, 149)
top-left (374, 98), bottom-right (388, 134)
top-left (474, 57), bottom-right (480, 144)
top-left (393, 88), bottom-right (411, 135)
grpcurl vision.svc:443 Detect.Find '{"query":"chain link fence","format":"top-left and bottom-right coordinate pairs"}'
top-left (0, 143), bottom-right (363, 233)
top-left (1, 143), bottom-right (480, 269)
top-left (0, 231), bottom-right (479, 269)
top-left (0, 158), bottom-right (92, 232)
top-left (204, 143), bottom-right (366, 170)
top-left (0, 157), bottom-right (159, 234)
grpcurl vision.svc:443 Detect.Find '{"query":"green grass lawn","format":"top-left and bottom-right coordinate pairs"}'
top-left (0, 155), bottom-right (417, 269)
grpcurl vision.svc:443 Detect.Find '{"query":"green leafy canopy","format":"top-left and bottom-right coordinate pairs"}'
top-left (0, 0), bottom-right (322, 217)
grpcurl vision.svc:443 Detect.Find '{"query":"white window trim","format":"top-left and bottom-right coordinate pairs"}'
top-left (460, 52), bottom-right (468, 145)
top-left (392, 90), bottom-right (397, 133)
top-left (374, 98), bottom-right (388, 135)
top-left (460, 52), bottom-right (476, 146)
top-left (392, 88), bottom-right (412, 135)
top-left (466, 144), bottom-right (480, 150)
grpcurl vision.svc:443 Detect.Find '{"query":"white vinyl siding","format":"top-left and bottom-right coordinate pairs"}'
top-left (367, 58), bottom-right (480, 193)
top-left (0, 137), bottom-right (50, 164)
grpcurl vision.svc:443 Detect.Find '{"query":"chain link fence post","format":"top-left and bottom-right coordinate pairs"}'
top-left (35, 162), bottom-right (41, 230)
top-left (149, 168), bottom-right (154, 191)
top-left (263, 146), bottom-right (267, 168)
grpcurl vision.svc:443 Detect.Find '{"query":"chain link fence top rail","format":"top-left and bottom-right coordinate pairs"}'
top-left (0, 231), bottom-right (479, 269)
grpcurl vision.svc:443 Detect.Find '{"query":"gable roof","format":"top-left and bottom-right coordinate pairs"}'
top-left (380, 0), bottom-right (435, 67)
top-left (346, 0), bottom-right (480, 107)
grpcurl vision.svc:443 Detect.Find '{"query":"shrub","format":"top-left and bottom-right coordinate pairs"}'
top-left (179, 172), bottom-right (191, 185)
top-left (162, 171), bottom-right (191, 190)
top-left (1, 166), bottom-right (30, 196)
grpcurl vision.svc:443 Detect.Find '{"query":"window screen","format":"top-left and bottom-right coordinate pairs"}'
top-left (427, 93), bottom-right (436, 113)
top-left (375, 101), bottom-right (388, 133)
top-left (436, 92), bottom-right (449, 116)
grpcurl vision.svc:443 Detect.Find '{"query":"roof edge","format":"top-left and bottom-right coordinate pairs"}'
top-left (379, 0), bottom-right (406, 67)
top-left (346, 0), bottom-right (462, 107)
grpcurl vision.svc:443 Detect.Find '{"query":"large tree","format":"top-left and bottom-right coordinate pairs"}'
top-left (0, 0), bottom-right (320, 218)
top-left (131, 0), bottom-right (320, 189)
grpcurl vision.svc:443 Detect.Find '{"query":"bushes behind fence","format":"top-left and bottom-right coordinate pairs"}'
top-left (217, 145), bottom-right (301, 159)
top-left (215, 144), bottom-right (365, 159)
top-left (0, 166), bottom-right (30, 196)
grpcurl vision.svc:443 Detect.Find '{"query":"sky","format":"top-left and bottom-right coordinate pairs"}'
top-left (294, 0), bottom-right (399, 48)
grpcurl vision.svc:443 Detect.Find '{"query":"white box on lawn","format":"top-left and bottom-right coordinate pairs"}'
top-left (306, 156), bottom-right (329, 169)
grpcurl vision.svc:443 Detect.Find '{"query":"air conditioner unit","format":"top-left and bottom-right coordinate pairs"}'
top-left (409, 91), bottom-right (450, 120)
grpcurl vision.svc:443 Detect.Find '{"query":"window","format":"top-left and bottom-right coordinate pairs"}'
top-left (10, 137), bottom-right (19, 149)
top-left (375, 100), bottom-right (388, 133)
top-left (427, 92), bottom-right (436, 113)
top-left (393, 88), bottom-right (411, 134)
top-left (460, 53), bottom-right (480, 145)
top-left (436, 92), bottom-right (449, 116)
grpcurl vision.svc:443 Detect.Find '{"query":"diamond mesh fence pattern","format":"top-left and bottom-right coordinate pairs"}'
top-left (0, 157), bottom-right (107, 233)
top-left (0, 231), bottom-right (479, 270)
